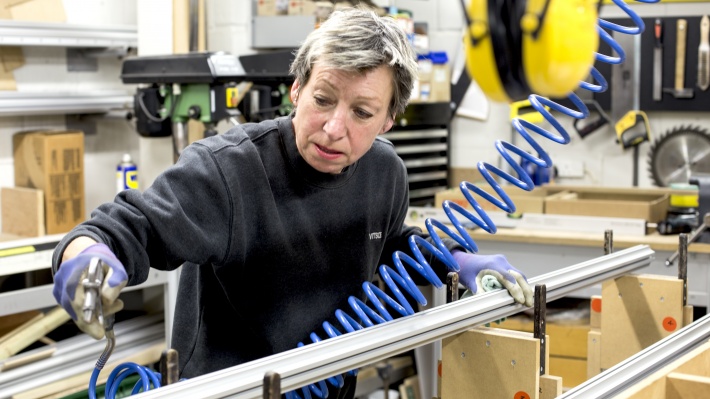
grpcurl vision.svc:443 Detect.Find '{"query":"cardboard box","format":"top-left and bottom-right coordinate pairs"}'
top-left (435, 186), bottom-right (546, 215)
top-left (429, 63), bottom-right (450, 102)
top-left (545, 190), bottom-right (669, 224)
top-left (256, 0), bottom-right (276, 16)
top-left (1, 186), bottom-right (44, 237)
top-left (0, 0), bottom-right (66, 22)
top-left (13, 130), bottom-right (85, 234)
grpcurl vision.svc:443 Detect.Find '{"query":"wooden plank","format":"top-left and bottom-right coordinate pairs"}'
top-left (539, 374), bottom-right (562, 399)
top-left (407, 220), bottom-right (710, 254)
top-left (666, 372), bottom-right (710, 399)
top-left (614, 340), bottom-right (710, 398)
top-left (0, 307), bottom-right (69, 360)
top-left (550, 356), bottom-right (587, 389)
top-left (672, 342), bottom-right (710, 376)
top-left (12, 342), bottom-right (165, 399)
top-left (683, 305), bottom-right (694, 327)
top-left (172, 0), bottom-right (189, 54)
top-left (1, 186), bottom-right (44, 237)
top-left (587, 330), bottom-right (602, 379)
top-left (590, 295), bottom-right (602, 329)
top-left (0, 310), bottom-right (41, 340)
top-left (441, 327), bottom-right (539, 399)
top-left (601, 275), bottom-right (684, 369)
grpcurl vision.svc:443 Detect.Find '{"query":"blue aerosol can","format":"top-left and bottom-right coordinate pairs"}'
top-left (117, 153), bottom-right (138, 192)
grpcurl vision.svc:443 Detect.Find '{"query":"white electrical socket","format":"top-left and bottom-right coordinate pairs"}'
top-left (556, 160), bottom-right (585, 178)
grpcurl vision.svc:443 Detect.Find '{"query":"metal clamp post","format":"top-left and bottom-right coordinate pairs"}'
top-left (447, 272), bottom-right (459, 303)
top-left (160, 349), bottom-right (179, 386)
top-left (263, 371), bottom-right (281, 399)
top-left (533, 284), bottom-right (547, 375)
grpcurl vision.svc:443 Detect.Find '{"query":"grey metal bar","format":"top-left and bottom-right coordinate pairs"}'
top-left (559, 312), bottom-right (710, 398)
top-left (0, 20), bottom-right (137, 47)
top-left (132, 245), bottom-right (654, 399)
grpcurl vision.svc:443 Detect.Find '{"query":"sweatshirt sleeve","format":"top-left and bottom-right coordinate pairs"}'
top-left (52, 143), bottom-right (233, 286)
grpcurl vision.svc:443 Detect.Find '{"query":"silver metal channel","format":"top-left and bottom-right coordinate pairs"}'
top-left (133, 245), bottom-right (654, 399)
top-left (560, 312), bottom-right (710, 398)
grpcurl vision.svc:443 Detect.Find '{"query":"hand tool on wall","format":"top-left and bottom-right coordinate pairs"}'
top-left (698, 15), bottom-right (710, 91)
top-left (615, 110), bottom-right (651, 186)
top-left (664, 19), bottom-right (695, 99)
top-left (653, 18), bottom-right (663, 101)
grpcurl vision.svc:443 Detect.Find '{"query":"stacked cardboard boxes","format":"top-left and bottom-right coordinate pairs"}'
top-left (11, 130), bottom-right (85, 235)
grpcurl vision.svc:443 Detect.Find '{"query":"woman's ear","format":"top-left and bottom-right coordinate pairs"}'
top-left (290, 79), bottom-right (301, 106)
top-left (381, 115), bottom-right (394, 134)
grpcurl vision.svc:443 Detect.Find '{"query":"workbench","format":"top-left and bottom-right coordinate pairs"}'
top-left (411, 222), bottom-right (710, 311)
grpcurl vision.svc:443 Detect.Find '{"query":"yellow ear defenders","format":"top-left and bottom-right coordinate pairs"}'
top-left (462, 0), bottom-right (600, 103)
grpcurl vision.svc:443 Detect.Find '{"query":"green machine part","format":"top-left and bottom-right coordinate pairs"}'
top-left (160, 83), bottom-right (214, 124)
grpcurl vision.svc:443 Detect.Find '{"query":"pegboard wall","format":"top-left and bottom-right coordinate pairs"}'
top-left (594, 15), bottom-right (710, 112)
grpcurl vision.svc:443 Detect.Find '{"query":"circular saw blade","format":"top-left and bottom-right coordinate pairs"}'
top-left (648, 125), bottom-right (710, 187)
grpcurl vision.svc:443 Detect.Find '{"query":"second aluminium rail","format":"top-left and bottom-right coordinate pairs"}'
top-left (132, 244), bottom-right (655, 399)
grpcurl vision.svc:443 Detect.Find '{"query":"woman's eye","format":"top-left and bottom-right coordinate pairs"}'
top-left (314, 96), bottom-right (329, 106)
top-left (355, 109), bottom-right (372, 119)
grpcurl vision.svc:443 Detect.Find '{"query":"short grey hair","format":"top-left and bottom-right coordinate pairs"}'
top-left (289, 7), bottom-right (418, 117)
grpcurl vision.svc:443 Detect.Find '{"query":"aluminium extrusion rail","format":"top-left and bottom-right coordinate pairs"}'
top-left (132, 244), bottom-right (654, 399)
top-left (559, 311), bottom-right (710, 398)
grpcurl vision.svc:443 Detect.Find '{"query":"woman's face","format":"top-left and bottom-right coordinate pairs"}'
top-left (290, 64), bottom-right (394, 174)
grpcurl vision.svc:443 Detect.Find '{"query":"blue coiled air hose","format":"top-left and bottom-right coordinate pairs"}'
top-left (87, 1), bottom-right (658, 398)
top-left (285, 1), bottom-right (658, 398)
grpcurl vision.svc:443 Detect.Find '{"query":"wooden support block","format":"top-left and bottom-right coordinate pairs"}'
top-left (587, 330), bottom-right (602, 379)
top-left (1, 186), bottom-right (44, 237)
top-left (683, 305), bottom-right (694, 327)
top-left (13, 342), bottom-right (165, 399)
top-left (0, 307), bottom-right (69, 361)
top-left (442, 327), bottom-right (540, 399)
top-left (539, 374), bottom-right (562, 399)
top-left (590, 295), bottom-right (602, 330)
top-left (613, 340), bottom-right (710, 398)
top-left (666, 372), bottom-right (710, 399)
top-left (600, 274), bottom-right (684, 369)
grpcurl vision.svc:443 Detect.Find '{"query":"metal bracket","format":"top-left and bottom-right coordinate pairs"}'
top-left (263, 371), bottom-right (281, 399)
top-left (604, 229), bottom-right (614, 255)
top-left (678, 233), bottom-right (688, 306)
top-left (447, 271), bottom-right (459, 303)
top-left (533, 284), bottom-right (547, 376)
top-left (160, 349), bottom-right (179, 386)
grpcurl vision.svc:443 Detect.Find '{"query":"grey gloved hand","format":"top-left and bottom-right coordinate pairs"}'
top-left (53, 243), bottom-right (128, 339)
top-left (453, 250), bottom-right (534, 307)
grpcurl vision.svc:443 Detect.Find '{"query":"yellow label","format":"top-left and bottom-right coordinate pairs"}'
top-left (127, 171), bottom-right (139, 189)
top-left (0, 246), bottom-right (35, 258)
top-left (226, 87), bottom-right (239, 108)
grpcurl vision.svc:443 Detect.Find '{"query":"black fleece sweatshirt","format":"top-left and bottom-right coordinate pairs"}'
top-left (52, 115), bottom-right (460, 386)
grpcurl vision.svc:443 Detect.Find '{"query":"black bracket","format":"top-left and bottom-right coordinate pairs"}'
top-left (159, 349), bottom-right (179, 386)
top-left (447, 271), bottom-right (460, 303)
top-left (533, 284), bottom-right (547, 376)
top-left (604, 229), bottom-right (614, 255)
top-left (678, 233), bottom-right (689, 307)
top-left (263, 371), bottom-right (281, 399)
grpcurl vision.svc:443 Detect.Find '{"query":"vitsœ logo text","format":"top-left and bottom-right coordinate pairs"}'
top-left (369, 232), bottom-right (382, 240)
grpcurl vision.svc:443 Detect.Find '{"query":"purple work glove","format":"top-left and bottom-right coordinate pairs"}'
top-left (452, 250), bottom-right (533, 307)
top-left (53, 243), bottom-right (128, 339)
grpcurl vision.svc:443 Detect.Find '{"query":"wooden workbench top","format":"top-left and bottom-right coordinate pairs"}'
top-left (408, 221), bottom-right (710, 254)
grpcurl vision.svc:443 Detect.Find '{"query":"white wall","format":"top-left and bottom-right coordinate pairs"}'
top-left (0, 0), bottom-right (140, 234)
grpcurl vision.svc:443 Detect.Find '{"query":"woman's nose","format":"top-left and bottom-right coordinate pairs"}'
top-left (323, 108), bottom-right (347, 139)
